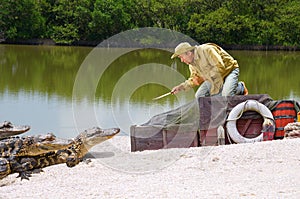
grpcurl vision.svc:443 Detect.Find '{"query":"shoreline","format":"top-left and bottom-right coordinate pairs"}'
top-left (1, 39), bottom-right (299, 51)
top-left (0, 135), bottom-right (299, 198)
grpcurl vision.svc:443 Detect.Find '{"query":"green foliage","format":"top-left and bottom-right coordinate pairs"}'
top-left (187, 0), bottom-right (300, 46)
top-left (0, 0), bottom-right (45, 39)
top-left (188, 7), bottom-right (232, 43)
top-left (275, 0), bottom-right (300, 46)
top-left (88, 0), bottom-right (132, 40)
top-left (44, 0), bottom-right (94, 44)
top-left (0, 0), bottom-right (299, 46)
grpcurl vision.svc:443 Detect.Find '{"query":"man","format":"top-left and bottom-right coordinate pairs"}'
top-left (171, 42), bottom-right (248, 98)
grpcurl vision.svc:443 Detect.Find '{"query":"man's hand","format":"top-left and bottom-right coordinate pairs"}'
top-left (171, 84), bottom-right (185, 94)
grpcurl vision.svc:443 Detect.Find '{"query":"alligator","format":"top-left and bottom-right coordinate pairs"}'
top-left (0, 121), bottom-right (30, 140)
top-left (0, 127), bottom-right (120, 180)
top-left (0, 133), bottom-right (73, 157)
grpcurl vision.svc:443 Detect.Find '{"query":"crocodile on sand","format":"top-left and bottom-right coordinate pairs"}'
top-left (0, 127), bottom-right (120, 180)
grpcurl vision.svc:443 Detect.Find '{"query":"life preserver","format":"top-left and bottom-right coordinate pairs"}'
top-left (226, 100), bottom-right (274, 143)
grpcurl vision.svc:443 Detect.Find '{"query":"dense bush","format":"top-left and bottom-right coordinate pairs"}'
top-left (0, 0), bottom-right (299, 46)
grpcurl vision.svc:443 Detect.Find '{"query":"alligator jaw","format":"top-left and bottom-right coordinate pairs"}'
top-left (79, 127), bottom-right (120, 149)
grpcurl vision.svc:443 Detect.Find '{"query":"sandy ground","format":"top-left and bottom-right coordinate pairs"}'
top-left (0, 136), bottom-right (299, 199)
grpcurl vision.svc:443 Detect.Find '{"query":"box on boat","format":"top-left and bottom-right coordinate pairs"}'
top-left (130, 94), bottom-right (300, 151)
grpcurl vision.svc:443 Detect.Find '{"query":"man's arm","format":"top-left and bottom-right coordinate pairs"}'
top-left (171, 66), bottom-right (204, 94)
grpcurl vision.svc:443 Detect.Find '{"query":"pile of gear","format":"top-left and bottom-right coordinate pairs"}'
top-left (284, 122), bottom-right (300, 138)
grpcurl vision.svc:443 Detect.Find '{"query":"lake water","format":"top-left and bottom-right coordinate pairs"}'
top-left (1, 44), bottom-right (300, 138)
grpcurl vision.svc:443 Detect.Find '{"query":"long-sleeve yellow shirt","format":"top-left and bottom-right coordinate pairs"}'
top-left (180, 43), bottom-right (239, 95)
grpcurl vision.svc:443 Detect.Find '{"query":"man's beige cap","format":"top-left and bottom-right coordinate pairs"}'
top-left (171, 42), bottom-right (195, 59)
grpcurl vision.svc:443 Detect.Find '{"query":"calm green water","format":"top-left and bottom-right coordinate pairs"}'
top-left (1, 44), bottom-right (300, 138)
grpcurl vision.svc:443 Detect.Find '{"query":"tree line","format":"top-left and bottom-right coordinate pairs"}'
top-left (0, 0), bottom-right (299, 47)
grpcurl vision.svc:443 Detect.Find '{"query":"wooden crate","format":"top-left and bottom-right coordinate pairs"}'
top-left (198, 95), bottom-right (271, 145)
top-left (130, 124), bottom-right (199, 152)
top-left (200, 113), bottom-right (264, 146)
top-left (200, 128), bottom-right (218, 146)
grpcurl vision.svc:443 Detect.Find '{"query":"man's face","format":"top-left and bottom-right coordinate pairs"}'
top-left (178, 51), bottom-right (193, 65)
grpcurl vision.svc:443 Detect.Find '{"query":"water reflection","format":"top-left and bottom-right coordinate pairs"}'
top-left (232, 50), bottom-right (300, 99)
top-left (0, 44), bottom-right (91, 99)
top-left (0, 44), bottom-right (300, 138)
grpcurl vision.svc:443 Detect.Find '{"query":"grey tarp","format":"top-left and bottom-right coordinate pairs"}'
top-left (141, 94), bottom-right (300, 130)
top-left (141, 99), bottom-right (200, 129)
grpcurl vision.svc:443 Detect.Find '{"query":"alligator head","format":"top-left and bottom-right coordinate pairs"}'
top-left (64, 127), bottom-right (120, 160)
top-left (0, 121), bottom-right (31, 140)
top-left (75, 127), bottom-right (120, 151)
top-left (31, 127), bottom-right (120, 155)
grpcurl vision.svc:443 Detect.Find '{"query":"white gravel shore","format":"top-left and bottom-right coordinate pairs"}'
top-left (0, 136), bottom-right (299, 199)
